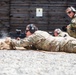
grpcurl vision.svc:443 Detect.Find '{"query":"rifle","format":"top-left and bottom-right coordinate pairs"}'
top-left (8, 29), bottom-right (26, 39)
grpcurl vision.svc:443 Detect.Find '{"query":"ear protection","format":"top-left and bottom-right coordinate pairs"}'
top-left (26, 24), bottom-right (38, 33)
top-left (70, 6), bottom-right (76, 13)
top-left (54, 28), bottom-right (62, 34)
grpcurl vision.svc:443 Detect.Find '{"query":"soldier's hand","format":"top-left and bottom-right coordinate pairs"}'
top-left (67, 25), bottom-right (70, 29)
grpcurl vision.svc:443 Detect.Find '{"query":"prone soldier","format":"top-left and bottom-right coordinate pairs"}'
top-left (3, 24), bottom-right (76, 53)
top-left (54, 28), bottom-right (70, 37)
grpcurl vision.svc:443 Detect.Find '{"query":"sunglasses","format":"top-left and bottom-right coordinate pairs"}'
top-left (67, 11), bottom-right (72, 14)
top-left (25, 30), bottom-right (29, 33)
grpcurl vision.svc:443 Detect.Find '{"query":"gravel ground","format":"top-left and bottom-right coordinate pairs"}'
top-left (0, 50), bottom-right (76, 75)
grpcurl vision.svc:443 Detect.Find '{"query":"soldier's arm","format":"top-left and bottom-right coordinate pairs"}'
top-left (70, 18), bottom-right (76, 28)
top-left (11, 35), bottom-right (34, 48)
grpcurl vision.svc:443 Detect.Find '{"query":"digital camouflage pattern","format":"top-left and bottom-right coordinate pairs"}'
top-left (67, 14), bottom-right (76, 38)
top-left (10, 30), bottom-right (76, 53)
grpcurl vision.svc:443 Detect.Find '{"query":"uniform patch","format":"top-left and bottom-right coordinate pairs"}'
top-left (72, 19), bottom-right (76, 23)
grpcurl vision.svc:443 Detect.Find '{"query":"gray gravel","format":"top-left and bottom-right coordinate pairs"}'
top-left (0, 50), bottom-right (76, 75)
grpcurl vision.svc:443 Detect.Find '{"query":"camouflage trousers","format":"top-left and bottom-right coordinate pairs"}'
top-left (60, 40), bottom-right (76, 53)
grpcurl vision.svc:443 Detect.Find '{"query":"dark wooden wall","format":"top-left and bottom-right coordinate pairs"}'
top-left (0, 0), bottom-right (76, 33)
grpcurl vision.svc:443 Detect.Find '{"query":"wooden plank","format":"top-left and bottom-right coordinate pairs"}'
top-left (0, 0), bottom-right (76, 33)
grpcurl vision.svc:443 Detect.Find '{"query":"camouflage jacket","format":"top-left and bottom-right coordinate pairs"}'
top-left (70, 14), bottom-right (76, 30)
top-left (67, 14), bottom-right (76, 38)
top-left (11, 30), bottom-right (73, 52)
top-left (57, 32), bottom-right (70, 37)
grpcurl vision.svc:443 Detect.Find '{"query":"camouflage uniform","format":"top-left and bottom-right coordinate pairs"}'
top-left (10, 30), bottom-right (76, 53)
top-left (0, 40), bottom-right (13, 50)
top-left (54, 28), bottom-right (69, 37)
top-left (67, 14), bottom-right (76, 38)
top-left (56, 31), bottom-right (70, 37)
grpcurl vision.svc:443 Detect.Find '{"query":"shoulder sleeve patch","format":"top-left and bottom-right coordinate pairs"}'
top-left (72, 19), bottom-right (76, 23)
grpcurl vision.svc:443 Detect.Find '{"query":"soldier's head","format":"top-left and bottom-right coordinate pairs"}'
top-left (54, 28), bottom-right (62, 36)
top-left (66, 6), bottom-right (76, 18)
top-left (25, 24), bottom-right (38, 37)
